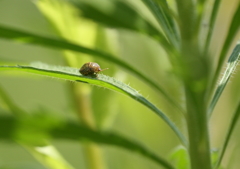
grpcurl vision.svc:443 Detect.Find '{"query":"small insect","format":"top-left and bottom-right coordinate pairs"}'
top-left (79, 62), bottom-right (108, 76)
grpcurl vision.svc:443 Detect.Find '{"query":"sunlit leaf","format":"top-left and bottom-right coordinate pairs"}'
top-left (169, 146), bottom-right (190, 169)
top-left (67, 0), bottom-right (173, 52)
top-left (0, 62), bottom-right (187, 146)
top-left (0, 24), bottom-right (182, 113)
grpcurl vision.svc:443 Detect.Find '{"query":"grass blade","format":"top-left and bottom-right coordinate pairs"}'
top-left (208, 41), bottom-right (240, 116)
top-left (141, 0), bottom-right (179, 47)
top-left (0, 115), bottom-right (175, 169)
top-left (213, 102), bottom-right (240, 169)
top-left (195, 0), bottom-right (207, 36)
top-left (0, 86), bottom-right (75, 169)
top-left (0, 63), bottom-right (187, 146)
top-left (0, 24), bottom-right (183, 115)
top-left (203, 0), bottom-right (222, 55)
top-left (68, 0), bottom-right (172, 52)
top-left (210, 5), bottom-right (240, 98)
top-left (25, 145), bottom-right (75, 169)
top-left (0, 86), bottom-right (25, 116)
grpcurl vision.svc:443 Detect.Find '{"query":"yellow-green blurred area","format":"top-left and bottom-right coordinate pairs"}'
top-left (0, 0), bottom-right (239, 169)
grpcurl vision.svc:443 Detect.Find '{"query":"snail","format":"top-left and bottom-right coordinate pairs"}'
top-left (79, 62), bottom-right (108, 76)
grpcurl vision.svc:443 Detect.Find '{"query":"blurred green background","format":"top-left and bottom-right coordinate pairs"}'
top-left (0, 0), bottom-right (240, 168)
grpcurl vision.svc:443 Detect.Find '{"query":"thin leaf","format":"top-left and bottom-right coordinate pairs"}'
top-left (141, 0), bottom-right (179, 47)
top-left (195, 0), bottom-right (207, 37)
top-left (0, 24), bottom-right (183, 114)
top-left (210, 5), bottom-right (240, 99)
top-left (0, 115), bottom-right (175, 169)
top-left (0, 63), bottom-right (187, 146)
top-left (25, 145), bottom-right (75, 169)
top-left (208, 41), bottom-right (240, 116)
top-left (211, 148), bottom-right (220, 167)
top-left (0, 86), bottom-right (75, 169)
top-left (203, 0), bottom-right (222, 55)
top-left (213, 102), bottom-right (240, 169)
top-left (0, 86), bottom-right (25, 116)
top-left (67, 0), bottom-right (173, 52)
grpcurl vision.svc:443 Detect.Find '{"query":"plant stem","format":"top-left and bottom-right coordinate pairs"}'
top-left (176, 0), bottom-right (212, 168)
top-left (185, 89), bottom-right (212, 169)
top-left (71, 83), bottom-right (106, 169)
top-left (181, 44), bottom-right (212, 169)
top-left (65, 52), bottom-right (106, 169)
top-left (84, 143), bottom-right (106, 169)
top-left (72, 84), bottom-right (95, 128)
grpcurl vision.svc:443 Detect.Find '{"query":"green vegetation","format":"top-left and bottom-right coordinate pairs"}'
top-left (0, 0), bottom-right (239, 169)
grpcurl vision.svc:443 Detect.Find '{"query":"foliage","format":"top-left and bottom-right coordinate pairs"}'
top-left (0, 0), bottom-right (239, 169)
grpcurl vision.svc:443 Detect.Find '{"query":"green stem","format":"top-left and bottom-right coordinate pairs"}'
top-left (64, 46), bottom-right (106, 169)
top-left (185, 89), bottom-right (212, 169)
top-left (176, 0), bottom-right (212, 168)
top-left (71, 83), bottom-right (107, 169)
top-left (84, 143), bottom-right (106, 169)
top-left (72, 84), bottom-right (95, 128)
top-left (65, 51), bottom-right (106, 169)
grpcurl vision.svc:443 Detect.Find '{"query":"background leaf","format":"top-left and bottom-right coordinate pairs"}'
top-left (213, 101), bottom-right (240, 169)
top-left (0, 24), bottom-right (182, 113)
top-left (0, 115), bottom-right (175, 169)
top-left (203, 0), bottom-right (221, 55)
top-left (67, 0), bottom-right (172, 52)
top-left (169, 146), bottom-right (190, 169)
top-left (0, 85), bottom-right (75, 169)
top-left (141, 0), bottom-right (179, 47)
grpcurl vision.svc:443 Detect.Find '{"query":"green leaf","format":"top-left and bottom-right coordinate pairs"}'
top-left (0, 24), bottom-right (182, 114)
top-left (203, 0), bottom-right (222, 55)
top-left (211, 148), bottom-right (220, 167)
top-left (0, 86), bottom-right (75, 169)
top-left (210, 5), bottom-right (240, 97)
top-left (67, 0), bottom-right (172, 52)
top-left (216, 5), bottom-right (240, 71)
top-left (213, 102), bottom-right (240, 169)
top-left (195, 0), bottom-right (207, 37)
top-left (0, 62), bottom-right (187, 146)
top-left (141, 0), bottom-right (179, 47)
top-left (169, 146), bottom-right (190, 169)
top-left (208, 41), bottom-right (240, 116)
top-left (0, 86), bottom-right (25, 116)
top-left (0, 115), bottom-right (175, 169)
top-left (25, 145), bottom-right (75, 169)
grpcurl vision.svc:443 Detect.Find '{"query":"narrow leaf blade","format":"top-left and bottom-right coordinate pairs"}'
top-left (210, 5), bottom-right (240, 97)
top-left (214, 102), bottom-right (240, 169)
top-left (203, 0), bottom-right (222, 54)
top-left (0, 24), bottom-right (182, 113)
top-left (209, 41), bottom-right (240, 116)
top-left (0, 115), bottom-right (175, 169)
top-left (141, 0), bottom-right (179, 46)
top-left (0, 86), bottom-right (75, 169)
top-left (0, 63), bottom-right (187, 146)
top-left (67, 0), bottom-right (172, 51)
